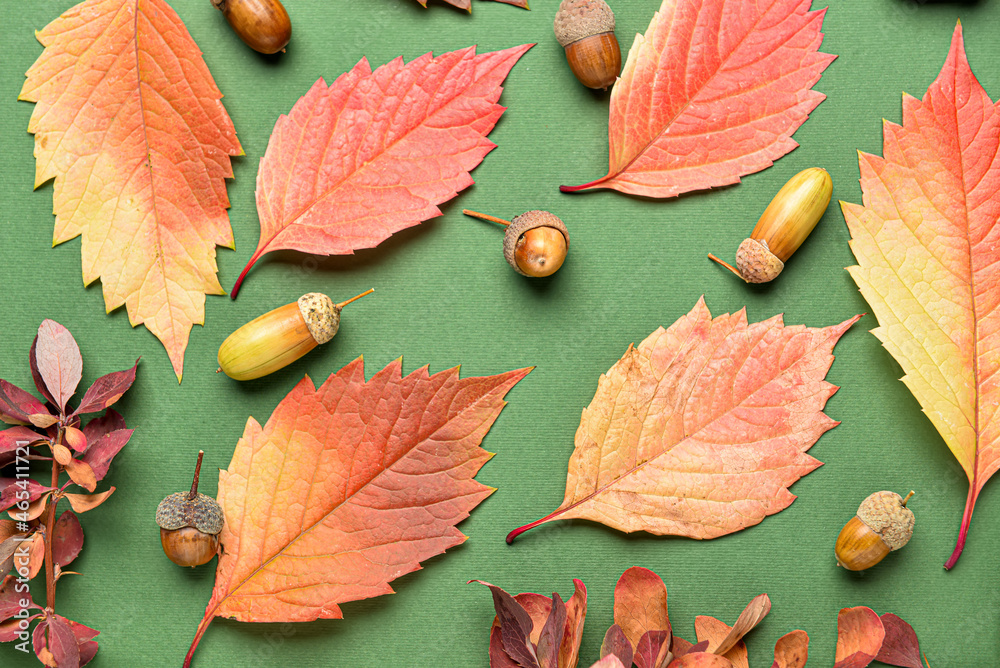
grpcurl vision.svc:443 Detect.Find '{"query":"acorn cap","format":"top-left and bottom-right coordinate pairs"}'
top-left (554, 0), bottom-right (616, 47)
top-left (735, 238), bottom-right (784, 283)
top-left (503, 211), bottom-right (571, 277)
top-left (156, 492), bottom-right (225, 535)
top-left (298, 293), bottom-right (340, 345)
top-left (856, 491), bottom-right (914, 551)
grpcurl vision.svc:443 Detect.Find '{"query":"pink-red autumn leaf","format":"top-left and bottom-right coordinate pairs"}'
top-left (842, 22), bottom-right (1000, 570)
top-left (51, 511), bottom-right (84, 568)
top-left (34, 320), bottom-right (82, 413)
top-left (508, 298), bottom-right (859, 542)
top-left (20, 0), bottom-right (243, 381)
top-left (231, 44), bottom-right (532, 297)
top-left (834, 607), bottom-right (884, 668)
top-left (875, 614), bottom-right (923, 668)
top-left (74, 361), bottom-right (138, 416)
top-left (561, 0), bottom-right (833, 196)
top-left (614, 567), bottom-right (670, 651)
top-left (185, 359), bottom-right (530, 666)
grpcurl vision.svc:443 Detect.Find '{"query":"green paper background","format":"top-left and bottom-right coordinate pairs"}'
top-left (0, 0), bottom-right (997, 665)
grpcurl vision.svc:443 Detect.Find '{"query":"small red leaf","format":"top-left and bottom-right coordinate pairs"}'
top-left (64, 618), bottom-right (99, 667)
top-left (64, 488), bottom-right (115, 514)
top-left (834, 607), bottom-right (885, 668)
top-left (475, 581), bottom-right (541, 668)
top-left (0, 479), bottom-right (52, 512)
top-left (1, 573), bottom-right (40, 620)
top-left (64, 427), bottom-right (87, 453)
top-left (0, 380), bottom-right (47, 425)
top-left (80, 429), bottom-right (132, 482)
top-left (81, 409), bottom-right (126, 443)
top-left (536, 592), bottom-right (567, 668)
top-left (74, 361), bottom-right (138, 416)
top-left (875, 614), bottom-right (922, 668)
top-left (635, 630), bottom-right (672, 668)
top-left (34, 320), bottom-right (83, 413)
top-left (52, 511), bottom-right (84, 568)
top-left (489, 625), bottom-right (522, 668)
top-left (35, 614), bottom-right (81, 668)
top-left (0, 614), bottom-right (40, 642)
top-left (601, 624), bottom-right (634, 666)
top-left (0, 427), bottom-right (46, 453)
top-left (772, 630), bottom-right (809, 668)
top-left (65, 458), bottom-right (98, 493)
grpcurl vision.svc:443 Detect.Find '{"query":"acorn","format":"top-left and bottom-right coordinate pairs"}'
top-left (211, 0), bottom-right (291, 54)
top-left (218, 289), bottom-right (373, 381)
top-left (463, 209), bottom-right (570, 277)
top-left (554, 0), bottom-right (622, 90)
top-left (708, 168), bottom-right (833, 283)
top-left (835, 491), bottom-right (915, 571)
top-left (156, 451), bottom-right (224, 568)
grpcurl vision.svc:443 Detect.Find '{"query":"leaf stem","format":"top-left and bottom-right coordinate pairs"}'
top-left (944, 485), bottom-right (977, 570)
top-left (183, 613), bottom-right (215, 668)
top-left (707, 253), bottom-right (746, 281)
top-left (505, 507), bottom-right (567, 544)
top-left (230, 248), bottom-right (265, 300)
top-left (463, 209), bottom-right (511, 227)
top-left (336, 288), bottom-right (375, 309)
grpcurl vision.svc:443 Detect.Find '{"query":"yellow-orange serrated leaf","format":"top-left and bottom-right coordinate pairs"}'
top-left (183, 358), bottom-right (530, 666)
top-left (841, 23), bottom-right (1000, 569)
top-left (508, 298), bottom-right (859, 543)
top-left (20, 0), bottom-right (243, 381)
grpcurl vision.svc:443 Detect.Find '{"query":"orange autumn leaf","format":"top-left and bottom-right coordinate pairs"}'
top-left (20, 0), bottom-right (242, 381)
top-left (184, 358), bottom-right (530, 666)
top-left (842, 22), bottom-right (1000, 569)
top-left (561, 0), bottom-right (834, 197)
top-left (230, 44), bottom-right (531, 297)
top-left (507, 298), bottom-right (859, 543)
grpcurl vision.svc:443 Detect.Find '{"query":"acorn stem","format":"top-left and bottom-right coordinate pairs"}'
top-left (336, 288), bottom-right (374, 309)
top-left (189, 450), bottom-right (204, 500)
top-left (901, 491), bottom-right (914, 507)
top-left (707, 253), bottom-right (747, 282)
top-left (463, 209), bottom-right (511, 227)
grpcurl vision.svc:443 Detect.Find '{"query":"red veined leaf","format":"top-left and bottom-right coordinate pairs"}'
top-left (34, 320), bottom-right (82, 413)
top-left (230, 43), bottom-right (532, 297)
top-left (0, 380), bottom-right (47, 426)
top-left (875, 614), bottom-right (923, 668)
top-left (0, 479), bottom-right (52, 513)
top-left (600, 624), bottom-right (634, 667)
top-left (0, 427), bottom-right (46, 454)
top-left (81, 429), bottom-right (132, 482)
top-left (74, 361), bottom-right (138, 416)
top-left (834, 607), bottom-right (884, 668)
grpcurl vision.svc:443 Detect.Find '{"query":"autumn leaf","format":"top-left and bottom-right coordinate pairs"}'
top-left (184, 359), bottom-right (530, 666)
top-left (507, 298), bottom-right (859, 542)
top-left (841, 22), bottom-right (1000, 569)
top-left (560, 0), bottom-right (834, 196)
top-left (875, 614), bottom-right (924, 668)
top-left (772, 630), bottom-right (808, 668)
top-left (230, 44), bottom-right (532, 297)
top-left (834, 607), bottom-right (884, 668)
top-left (20, 0), bottom-right (243, 381)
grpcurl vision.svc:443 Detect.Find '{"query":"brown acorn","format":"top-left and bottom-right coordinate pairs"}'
top-left (709, 167), bottom-right (833, 283)
top-left (218, 289), bottom-right (373, 381)
top-left (212, 0), bottom-right (291, 54)
top-left (463, 209), bottom-right (570, 277)
top-left (156, 451), bottom-right (224, 568)
top-left (835, 491), bottom-right (915, 571)
top-left (554, 0), bottom-right (622, 90)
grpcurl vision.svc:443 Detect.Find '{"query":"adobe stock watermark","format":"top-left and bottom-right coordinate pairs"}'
top-left (9, 441), bottom-right (35, 653)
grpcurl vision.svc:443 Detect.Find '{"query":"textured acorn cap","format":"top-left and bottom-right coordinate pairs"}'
top-left (156, 492), bottom-right (225, 535)
top-left (503, 211), bottom-right (571, 276)
top-left (298, 293), bottom-right (340, 345)
top-left (856, 491), bottom-right (914, 551)
top-left (554, 0), bottom-right (615, 47)
top-left (735, 238), bottom-right (784, 283)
